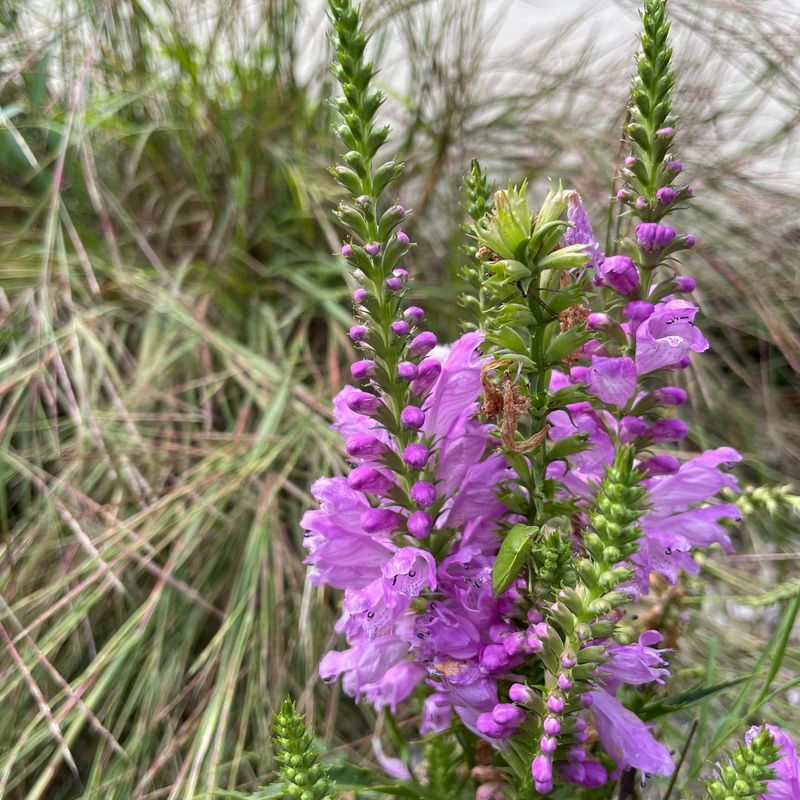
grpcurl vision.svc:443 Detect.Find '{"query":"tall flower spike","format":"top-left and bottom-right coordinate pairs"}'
top-left (272, 697), bottom-right (335, 800)
top-left (703, 726), bottom-right (782, 800)
top-left (620, 0), bottom-right (691, 224)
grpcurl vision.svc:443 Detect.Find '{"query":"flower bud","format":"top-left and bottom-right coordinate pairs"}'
top-left (400, 406), bottom-right (425, 430)
top-left (391, 320), bottom-right (410, 336)
top-left (575, 717), bottom-right (587, 732)
top-left (580, 693), bottom-right (594, 707)
top-left (476, 713), bottom-right (507, 739)
top-left (364, 242), bottom-right (380, 256)
top-left (404, 306), bottom-right (425, 323)
top-left (397, 361), bottom-right (418, 380)
top-left (540, 736), bottom-right (558, 755)
top-left (349, 325), bottom-right (368, 341)
top-left (597, 255), bottom-right (640, 295)
top-left (360, 508), bottom-right (403, 533)
top-left (408, 331), bottom-right (437, 358)
top-left (636, 222), bottom-right (676, 253)
top-left (586, 312), bottom-right (612, 331)
top-left (407, 510), bottom-right (433, 539)
top-left (532, 754), bottom-right (553, 784)
top-left (492, 703), bottom-right (526, 727)
top-left (647, 418), bottom-right (688, 443)
top-left (546, 695), bottom-right (565, 714)
top-left (393, 268), bottom-right (408, 281)
top-left (557, 674), bottom-right (573, 691)
top-left (684, 234), bottom-right (696, 248)
top-left (385, 277), bottom-right (403, 292)
top-left (347, 466), bottom-right (395, 495)
top-left (641, 454), bottom-right (681, 477)
top-left (634, 196), bottom-right (648, 209)
top-left (543, 716), bottom-right (561, 736)
top-left (674, 275), bottom-right (696, 292)
top-left (561, 653), bottom-right (577, 669)
top-left (410, 480), bottom-right (436, 507)
top-left (341, 243), bottom-right (353, 257)
top-left (346, 390), bottom-right (382, 416)
top-left (656, 126), bottom-right (674, 137)
top-left (624, 155), bottom-right (636, 166)
top-left (666, 159), bottom-right (683, 172)
top-left (353, 287), bottom-right (367, 303)
top-left (623, 300), bottom-right (655, 322)
top-left (345, 435), bottom-right (387, 458)
top-left (653, 386), bottom-right (687, 405)
top-left (656, 186), bottom-right (676, 205)
top-left (411, 358), bottom-right (442, 395)
top-left (620, 415), bottom-right (647, 442)
top-left (509, 683), bottom-right (534, 704)
top-left (480, 643), bottom-right (511, 672)
top-left (396, 230), bottom-right (410, 247)
top-left (350, 360), bottom-right (375, 380)
top-left (402, 443), bottom-right (430, 469)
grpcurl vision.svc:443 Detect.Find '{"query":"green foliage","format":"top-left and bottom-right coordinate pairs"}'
top-left (703, 727), bottom-right (778, 800)
top-left (272, 698), bottom-right (335, 800)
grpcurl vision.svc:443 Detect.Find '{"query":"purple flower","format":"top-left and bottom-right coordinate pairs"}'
top-left (641, 454), bottom-right (681, 477)
top-left (559, 755), bottom-right (608, 789)
top-left (407, 510), bottom-right (433, 539)
top-left (597, 255), bottom-right (640, 295)
top-left (402, 443), bottom-right (430, 469)
top-left (386, 277), bottom-right (403, 292)
top-left (348, 466), bottom-right (395, 495)
top-left (589, 689), bottom-right (673, 776)
top-left (346, 390), bottom-right (382, 416)
top-left (674, 275), bottom-right (696, 292)
top-left (509, 683), bottom-right (535, 704)
top-left (656, 186), bottom-right (676, 205)
top-left (636, 222), bottom-right (676, 253)
top-left (397, 361), bottom-right (418, 380)
top-left (353, 287), bottom-right (367, 302)
top-left (392, 320), bottom-right (410, 336)
top-left (588, 356), bottom-right (637, 407)
top-left (562, 191), bottom-right (605, 270)
top-left (666, 159), bottom-right (683, 172)
top-left (635, 299), bottom-right (709, 374)
top-left (345, 434), bottom-right (388, 460)
top-left (349, 324), bottom-right (368, 341)
top-left (653, 386), bottom-right (687, 405)
top-left (647, 418), bottom-right (688, 443)
top-left (319, 636), bottom-right (408, 699)
top-left (410, 480), bottom-right (436, 507)
top-left (350, 359), bottom-right (376, 380)
top-left (420, 692), bottom-right (452, 735)
top-left (404, 306), bottom-right (425, 323)
top-left (602, 630), bottom-right (670, 691)
top-left (400, 405), bottom-right (425, 430)
top-left (360, 508), bottom-right (404, 534)
top-left (408, 331), bottom-right (437, 358)
top-left (411, 358), bottom-right (442, 395)
top-left (382, 547), bottom-right (437, 597)
top-left (532, 755), bottom-right (554, 794)
top-left (745, 724), bottom-right (800, 799)
top-left (341, 244), bottom-right (353, 257)
top-left (491, 703), bottom-right (527, 727)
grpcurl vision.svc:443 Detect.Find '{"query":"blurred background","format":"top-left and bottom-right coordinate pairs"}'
top-left (0, 0), bottom-right (798, 798)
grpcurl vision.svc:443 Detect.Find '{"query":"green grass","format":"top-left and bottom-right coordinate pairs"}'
top-left (0, 0), bottom-right (798, 797)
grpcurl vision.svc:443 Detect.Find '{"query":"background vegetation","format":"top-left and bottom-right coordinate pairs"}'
top-left (0, 0), bottom-right (797, 797)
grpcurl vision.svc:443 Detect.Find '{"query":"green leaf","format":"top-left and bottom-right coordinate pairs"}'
top-left (492, 524), bottom-right (539, 595)
top-left (639, 674), bottom-right (756, 721)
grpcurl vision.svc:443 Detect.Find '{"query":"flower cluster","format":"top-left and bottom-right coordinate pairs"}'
top-left (301, 1), bottom-right (795, 797)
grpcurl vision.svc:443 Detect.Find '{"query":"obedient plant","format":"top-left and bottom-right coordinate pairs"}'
top-left (298, 0), bottom-right (799, 797)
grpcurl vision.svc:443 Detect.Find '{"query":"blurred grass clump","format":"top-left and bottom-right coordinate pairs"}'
top-left (0, 0), bottom-right (797, 798)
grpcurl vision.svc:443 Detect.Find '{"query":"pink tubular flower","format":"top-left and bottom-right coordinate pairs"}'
top-left (589, 689), bottom-right (673, 776)
top-left (635, 299), bottom-right (709, 374)
top-left (588, 356), bottom-right (637, 407)
top-left (382, 547), bottom-right (437, 598)
top-left (636, 222), bottom-right (676, 252)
